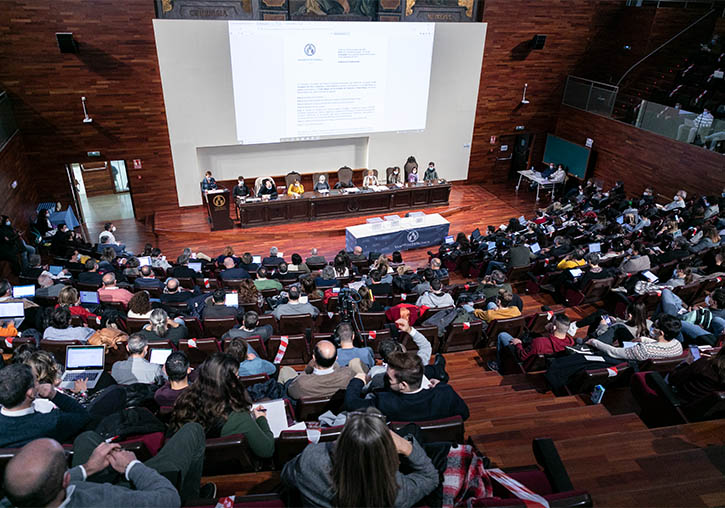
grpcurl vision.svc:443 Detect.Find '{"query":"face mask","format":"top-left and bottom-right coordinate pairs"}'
top-left (111, 226), bottom-right (116, 232)
top-left (705, 295), bottom-right (713, 307)
top-left (4, 221), bottom-right (10, 227)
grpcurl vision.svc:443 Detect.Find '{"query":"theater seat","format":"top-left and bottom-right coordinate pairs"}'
top-left (442, 321), bottom-right (484, 352)
top-left (274, 425), bottom-right (344, 468)
top-left (177, 338), bottom-right (220, 367)
top-left (266, 334), bottom-right (309, 365)
top-left (296, 389), bottom-right (346, 421)
top-left (202, 434), bottom-right (266, 475)
top-left (389, 415), bottom-right (465, 443)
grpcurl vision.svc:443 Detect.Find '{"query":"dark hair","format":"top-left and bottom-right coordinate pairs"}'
top-left (422, 268), bottom-right (434, 282)
top-left (84, 259), bottom-right (97, 271)
top-left (332, 408), bottom-right (399, 507)
top-left (654, 314), bottom-right (682, 341)
top-left (169, 353), bottom-right (252, 433)
top-left (140, 265), bottom-right (153, 277)
top-left (257, 266), bottom-right (268, 278)
top-left (586, 252), bottom-right (600, 265)
top-left (430, 278), bottom-right (442, 292)
top-left (225, 338), bottom-right (248, 363)
top-left (391, 251), bottom-right (403, 264)
top-left (300, 275), bottom-right (318, 296)
top-left (165, 351), bottom-right (190, 382)
top-left (0, 279), bottom-right (11, 297)
top-left (288, 286), bottom-right (300, 301)
top-left (11, 343), bottom-right (37, 365)
top-left (386, 352), bottom-right (424, 389)
top-left (243, 310), bottom-right (259, 329)
top-left (378, 339), bottom-right (403, 363)
top-left (212, 288), bottom-right (226, 303)
top-left (712, 288), bottom-right (725, 310)
top-left (104, 222), bottom-right (112, 231)
top-left (314, 343), bottom-right (337, 368)
top-left (50, 306), bottom-right (71, 329)
top-left (370, 270), bottom-right (382, 283)
top-left (128, 291), bottom-right (152, 315)
top-left (100, 309), bottom-right (123, 329)
top-left (0, 364), bottom-right (34, 408)
top-left (625, 302), bottom-right (648, 338)
top-left (291, 253), bottom-right (303, 265)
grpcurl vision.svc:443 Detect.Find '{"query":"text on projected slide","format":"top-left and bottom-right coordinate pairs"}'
top-left (228, 21), bottom-right (434, 145)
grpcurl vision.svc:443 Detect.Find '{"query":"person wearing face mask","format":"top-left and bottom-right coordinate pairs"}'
top-left (98, 223), bottom-right (120, 245)
top-left (662, 190), bottom-right (687, 211)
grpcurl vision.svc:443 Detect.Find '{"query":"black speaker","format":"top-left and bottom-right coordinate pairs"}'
top-left (56, 32), bottom-right (78, 53)
top-left (531, 34), bottom-right (547, 50)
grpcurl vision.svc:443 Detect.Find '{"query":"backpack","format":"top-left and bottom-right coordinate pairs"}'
top-left (185, 293), bottom-right (208, 319)
top-left (94, 406), bottom-right (165, 440)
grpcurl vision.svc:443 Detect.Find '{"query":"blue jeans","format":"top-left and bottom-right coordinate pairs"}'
top-left (496, 332), bottom-right (514, 366)
top-left (657, 289), bottom-right (712, 344)
top-left (486, 260), bottom-right (507, 276)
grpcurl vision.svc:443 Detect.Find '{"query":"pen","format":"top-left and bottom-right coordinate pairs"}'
top-left (105, 435), bottom-right (120, 443)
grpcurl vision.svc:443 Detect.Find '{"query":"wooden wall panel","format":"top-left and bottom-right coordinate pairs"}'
top-left (80, 166), bottom-right (116, 197)
top-left (0, 0), bottom-right (177, 218)
top-left (0, 134), bottom-right (39, 231)
top-left (468, 0), bottom-right (623, 184)
top-left (555, 105), bottom-right (725, 198)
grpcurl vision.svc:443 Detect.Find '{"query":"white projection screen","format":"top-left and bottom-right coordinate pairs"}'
top-left (153, 19), bottom-right (486, 207)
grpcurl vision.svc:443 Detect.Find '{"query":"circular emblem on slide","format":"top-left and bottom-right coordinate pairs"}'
top-left (304, 43), bottom-right (316, 56)
top-left (212, 195), bottom-right (226, 208)
top-left (407, 230), bottom-right (420, 243)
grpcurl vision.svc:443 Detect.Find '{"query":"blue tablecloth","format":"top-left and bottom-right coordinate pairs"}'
top-left (48, 207), bottom-right (80, 230)
top-left (345, 214), bottom-right (450, 254)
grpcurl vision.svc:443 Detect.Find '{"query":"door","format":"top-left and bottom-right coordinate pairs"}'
top-left (511, 133), bottom-right (532, 178)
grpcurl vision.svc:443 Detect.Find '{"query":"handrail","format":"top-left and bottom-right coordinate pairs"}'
top-left (616, 7), bottom-right (716, 87)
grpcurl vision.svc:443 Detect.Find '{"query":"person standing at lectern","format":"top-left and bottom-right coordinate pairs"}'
top-left (423, 162), bottom-right (438, 182)
top-left (233, 176), bottom-right (250, 199)
top-left (287, 178), bottom-right (305, 197)
top-left (201, 171), bottom-right (218, 192)
top-left (258, 179), bottom-right (278, 200)
top-left (314, 175), bottom-right (330, 192)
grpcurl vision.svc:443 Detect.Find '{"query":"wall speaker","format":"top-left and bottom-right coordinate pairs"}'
top-left (56, 33), bottom-right (78, 53)
top-left (531, 34), bottom-right (547, 50)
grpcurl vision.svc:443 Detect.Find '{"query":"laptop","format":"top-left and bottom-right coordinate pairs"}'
top-left (79, 291), bottom-right (100, 305)
top-left (0, 302), bottom-right (24, 328)
top-left (518, 215), bottom-right (527, 225)
top-left (12, 285), bottom-right (35, 298)
top-left (137, 256), bottom-right (152, 267)
top-left (588, 242), bottom-right (601, 253)
top-left (225, 292), bottom-right (239, 307)
top-left (149, 348), bottom-right (173, 365)
top-left (471, 228), bottom-right (481, 240)
top-left (188, 262), bottom-right (202, 273)
top-left (48, 265), bottom-right (64, 276)
top-left (487, 241), bottom-right (497, 252)
top-left (444, 235), bottom-right (454, 244)
top-left (616, 215), bottom-right (624, 224)
top-left (529, 242), bottom-right (541, 254)
top-left (569, 268), bottom-right (583, 278)
top-left (252, 255), bottom-right (262, 264)
top-left (59, 346), bottom-right (105, 390)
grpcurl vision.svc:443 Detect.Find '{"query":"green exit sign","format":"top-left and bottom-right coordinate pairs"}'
top-left (87, 151), bottom-right (101, 157)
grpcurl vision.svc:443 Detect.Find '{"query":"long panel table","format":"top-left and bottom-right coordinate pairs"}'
top-left (345, 213), bottom-right (450, 253)
top-left (235, 183), bottom-right (451, 228)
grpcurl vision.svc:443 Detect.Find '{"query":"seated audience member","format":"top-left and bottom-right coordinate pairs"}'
top-left (201, 170), bottom-right (217, 191)
top-left (274, 262), bottom-right (298, 282)
top-left (391, 251), bottom-right (403, 265)
top-left (662, 264), bottom-right (695, 288)
top-left (134, 265), bottom-right (162, 291)
top-left (272, 286), bottom-right (320, 319)
top-left (280, 340), bottom-right (357, 400)
top-left (0, 363), bottom-right (90, 448)
top-left (222, 310), bottom-right (273, 343)
top-left (281, 408), bottom-right (438, 508)
top-left (127, 291), bottom-right (153, 319)
top-left (655, 288), bottom-right (722, 342)
top-left (227, 337), bottom-right (276, 377)
top-left (0, 280), bottom-right (38, 310)
top-left (619, 241), bottom-right (651, 274)
top-left (491, 314), bottom-right (574, 371)
top-left (220, 256), bottom-right (250, 280)
top-left (36, 273), bottom-right (64, 299)
top-left (43, 307), bottom-right (95, 343)
top-left (313, 174), bottom-right (330, 192)
top-left (97, 247), bottom-right (119, 273)
top-left (408, 167), bottom-right (419, 184)
top-left (335, 322), bottom-right (374, 370)
top-left (97, 273), bottom-right (134, 306)
top-left (287, 177), bottom-right (304, 197)
top-left (154, 351), bottom-right (192, 408)
top-left (315, 265), bottom-right (338, 288)
top-left (367, 318), bottom-right (433, 384)
top-left (691, 226), bottom-right (721, 253)
top-left (358, 285), bottom-right (385, 313)
top-left (475, 290), bottom-right (522, 322)
top-left (332, 255), bottom-right (350, 278)
top-left (20, 254), bottom-right (44, 279)
top-left (150, 248), bottom-right (171, 271)
top-left (300, 275), bottom-right (324, 300)
top-left (111, 333), bottom-right (166, 385)
top-left (253, 267), bottom-right (283, 292)
top-left (571, 252), bottom-right (614, 290)
top-left (98, 222), bottom-right (121, 246)
top-left (423, 161), bottom-right (438, 182)
top-left (160, 277), bottom-right (195, 304)
top-left (123, 256), bottom-right (141, 278)
top-left (237, 278), bottom-right (264, 309)
top-left (78, 260), bottom-right (103, 286)
top-left (168, 354), bottom-right (275, 456)
top-left (306, 247), bottom-right (327, 266)
top-left (368, 269), bottom-right (393, 296)
top-left (474, 270), bottom-right (512, 300)
top-left (171, 253), bottom-right (198, 280)
top-left (34, 209), bottom-right (55, 237)
top-left (57, 286), bottom-right (99, 324)
top-left (138, 308), bottom-right (188, 346)
top-left (344, 351), bottom-right (470, 421)
top-left (662, 190), bottom-right (687, 211)
top-left (215, 246), bottom-right (239, 267)
top-left (575, 302), bottom-right (651, 344)
top-left (97, 236), bottom-right (125, 256)
top-left (233, 175), bottom-right (250, 199)
top-left (239, 252), bottom-right (259, 272)
top-left (288, 253), bottom-right (310, 274)
top-left (262, 246), bottom-right (285, 267)
top-left (50, 222), bottom-right (72, 255)
top-left (587, 314), bottom-right (684, 361)
top-left (415, 278), bottom-right (454, 308)
top-left (202, 289), bottom-right (239, 320)
top-left (348, 245), bottom-right (366, 263)
top-left (429, 257), bottom-right (448, 279)
top-left (257, 178), bottom-right (278, 200)
top-left (668, 347), bottom-right (725, 405)
top-left (556, 249), bottom-right (586, 270)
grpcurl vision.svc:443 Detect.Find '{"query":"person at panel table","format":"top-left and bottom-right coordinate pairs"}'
top-left (233, 176), bottom-right (250, 199)
top-left (387, 166), bottom-right (402, 185)
top-left (407, 167), bottom-right (419, 184)
top-left (423, 162), bottom-right (438, 182)
top-left (257, 178), bottom-right (278, 200)
top-left (313, 175), bottom-right (330, 192)
top-left (362, 169), bottom-right (378, 189)
top-left (201, 170), bottom-right (218, 192)
top-left (287, 177), bottom-right (305, 197)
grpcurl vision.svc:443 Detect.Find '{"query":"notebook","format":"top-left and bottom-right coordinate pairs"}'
top-left (225, 292), bottom-right (239, 307)
top-left (149, 348), bottom-right (173, 365)
top-left (12, 285), bottom-right (35, 298)
top-left (59, 346), bottom-right (105, 390)
top-left (137, 256), bottom-right (152, 267)
top-left (79, 291), bottom-right (100, 305)
top-left (588, 243), bottom-right (601, 253)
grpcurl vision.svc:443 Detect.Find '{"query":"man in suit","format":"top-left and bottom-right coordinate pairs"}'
top-left (281, 340), bottom-right (357, 400)
top-left (306, 248), bottom-right (327, 266)
top-left (262, 247), bottom-right (285, 267)
top-left (220, 257), bottom-right (250, 280)
top-left (134, 265), bottom-right (162, 291)
top-left (347, 246), bottom-right (366, 263)
top-left (344, 351), bottom-right (469, 421)
top-left (110, 334), bottom-right (166, 385)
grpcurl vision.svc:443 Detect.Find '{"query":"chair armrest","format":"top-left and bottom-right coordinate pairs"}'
top-left (532, 438), bottom-right (574, 493)
top-left (646, 371), bottom-right (682, 408)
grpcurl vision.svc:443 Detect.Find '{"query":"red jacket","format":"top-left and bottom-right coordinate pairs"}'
top-left (515, 333), bottom-right (574, 362)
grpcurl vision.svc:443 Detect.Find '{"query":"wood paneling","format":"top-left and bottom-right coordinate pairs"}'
top-left (0, 134), bottom-right (39, 231)
top-left (0, 0), bottom-right (177, 218)
top-left (468, 0), bottom-right (624, 184)
top-left (555, 105), bottom-right (725, 198)
top-left (81, 165), bottom-right (115, 197)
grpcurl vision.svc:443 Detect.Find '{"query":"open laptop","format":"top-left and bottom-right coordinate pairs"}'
top-left (59, 346), bottom-right (105, 390)
top-left (137, 256), bottom-right (152, 267)
top-left (588, 242), bottom-right (601, 253)
top-left (80, 291), bottom-right (100, 305)
top-left (471, 228), bottom-right (481, 240)
top-left (149, 348), bottom-right (173, 366)
top-left (48, 265), bottom-right (64, 276)
top-left (529, 242), bottom-right (541, 254)
top-left (444, 235), bottom-right (454, 244)
top-left (188, 262), bottom-right (202, 273)
top-left (225, 292), bottom-right (239, 307)
top-left (0, 302), bottom-right (24, 328)
top-left (12, 285), bottom-right (35, 299)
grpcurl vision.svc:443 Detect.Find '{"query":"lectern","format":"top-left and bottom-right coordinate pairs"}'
top-left (205, 189), bottom-right (234, 231)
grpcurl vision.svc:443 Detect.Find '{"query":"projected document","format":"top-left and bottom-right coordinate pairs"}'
top-left (229, 21), bottom-right (434, 145)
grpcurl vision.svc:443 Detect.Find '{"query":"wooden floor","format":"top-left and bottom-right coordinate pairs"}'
top-left (81, 182), bottom-right (725, 507)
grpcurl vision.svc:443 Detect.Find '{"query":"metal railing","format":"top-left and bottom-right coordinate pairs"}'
top-left (562, 76), bottom-right (618, 117)
top-left (0, 91), bottom-right (19, 151)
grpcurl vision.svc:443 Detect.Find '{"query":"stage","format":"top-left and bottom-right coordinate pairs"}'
top-left (84, 183), bottom-right (543, 268)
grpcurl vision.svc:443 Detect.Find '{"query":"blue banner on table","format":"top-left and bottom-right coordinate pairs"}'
top-left (346, 214), bottom-right (450, 253)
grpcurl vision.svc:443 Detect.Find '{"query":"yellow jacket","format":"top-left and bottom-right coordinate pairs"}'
top-left (287, 183), bottom-right (304, 196)
top-left (557, 258), bottom-right (586, 270)
top-left (474, 306), bottom-right (521, 323)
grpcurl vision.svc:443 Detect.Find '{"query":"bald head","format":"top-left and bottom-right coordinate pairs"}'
top-left (353, 246), bottom-right (363, 256)
top-left (223, 257), bottom-right (235, 269)
top-left (5, 438), bottom-right (67, 507)
top-left (102, 272), bottom-right (116, 286)
top-left (431, 257), bottom-right (442, 269)
top-left (166, 278), bottom-right (179, 293)
top-left (313, 340), bottom-right (337, 369)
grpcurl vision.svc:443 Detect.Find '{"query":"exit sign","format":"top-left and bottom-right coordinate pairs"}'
top-left (87, 151), bottom-right (101, 157)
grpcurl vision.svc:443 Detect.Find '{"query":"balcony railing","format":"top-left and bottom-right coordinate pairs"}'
top-left (562, 76), bottom-right (619, 117)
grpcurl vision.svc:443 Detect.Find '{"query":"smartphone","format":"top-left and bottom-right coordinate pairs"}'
top-left (591, 384), bottom-right (605, 404)
top-left (689, 346), bottom-right (701, 361)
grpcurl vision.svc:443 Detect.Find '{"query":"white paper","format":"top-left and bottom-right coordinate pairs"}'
top-left (584, 355), bottom-right (606, 362)
top-left (256, 399), bottom-right (289, 438)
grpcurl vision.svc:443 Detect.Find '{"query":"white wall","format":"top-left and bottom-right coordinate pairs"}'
top-left (153, 19), bottom-right (486, 207)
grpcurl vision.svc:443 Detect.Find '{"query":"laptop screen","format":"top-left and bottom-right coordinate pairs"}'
top-left (80, 291), bottom-right (100, 305)
top-left (225, 292), bottom-right (239, 307)
top-left (444, 235), bottom-right (454, 244)
top-left (137, 256), bottom-right (152, 267)
top-left (616, 215), bottom-right (624, 224)
top-left (48, 265), bottom-right (64, 276)
top-left (518, 215), bottom-right (526, 225)
top-left (0, 302), bottom-right (24, 319)
top-left (188, 262), bottom-right (202, 273)
top-left (488, 241), bottom-right (497, 252)
top-left (252, 255), bottom-right (262, 264)
top-left (65, 346), bottom-right (105, 370)
top-left (12, 285), bottom-right (35, 298)
top-left (529, 242), bottom-right (541, 254)
top-left (149, 348), bottom-right (173, 365)
top-left (569, 268), bottom-right (583, 278)
top-left (471, 228), bottom-right (481, 240)
top-left (589, 243), bottom-right (601, 253)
